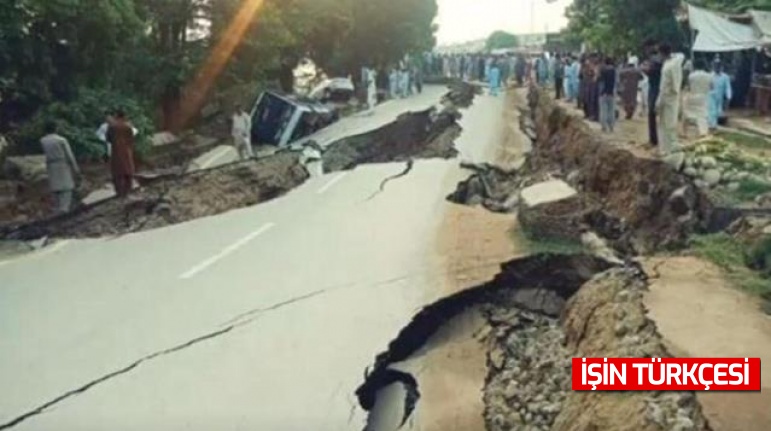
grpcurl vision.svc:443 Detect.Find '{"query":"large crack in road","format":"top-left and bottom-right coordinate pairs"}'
top-left (1, 83), bottom-right (478, 242)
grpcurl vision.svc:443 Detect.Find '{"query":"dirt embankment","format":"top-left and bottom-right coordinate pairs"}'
top-left (3, 152), bottom-right (309, 239)
top-left (524, 88), bottom-right (713, 254)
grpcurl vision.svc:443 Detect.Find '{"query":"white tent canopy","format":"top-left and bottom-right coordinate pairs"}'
top-left (688, 4), bottom-right (761, 52)
top-left (750, 9), bottom-right (771, 45)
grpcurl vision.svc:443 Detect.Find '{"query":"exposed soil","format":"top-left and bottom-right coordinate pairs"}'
top-left (321, 107), bottom-right (462, 173)
top-left (643, 256), bottom-right (771, 431)
top-left (525, 88), bottom-right (713, 254)
top-left (1, 84), bottom-right (477, 241)
top-left (2, 152), bottom-right (309, 239)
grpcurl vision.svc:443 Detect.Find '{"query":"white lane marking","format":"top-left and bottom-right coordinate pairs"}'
top-left (317, 172), bottom-right (348, 195)
top-left (200, 147), bottom-right (233, 169)
top-left (179, 223), bottom-right (275, 280)
top-left (0, 240), bottom-right (72, 267)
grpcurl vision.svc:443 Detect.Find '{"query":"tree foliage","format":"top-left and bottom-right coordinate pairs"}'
top-left (565, 0), bottom-right (685, 55)
top-left (486, 31), bottom-right (519, 50)
top-left (0, 0), bottom-right (438, 159)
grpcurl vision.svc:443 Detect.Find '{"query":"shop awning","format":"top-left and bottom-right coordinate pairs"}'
top-left (689, 4), bottom-right (761, 52)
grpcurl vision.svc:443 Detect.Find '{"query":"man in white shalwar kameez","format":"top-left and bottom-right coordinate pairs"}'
top-left (366, 68), bottom-right (378, 112)
top-left (684, 61), bottom-right (713, 137)
top-left (655, 45), bottom-right (684, 155)
top-left (232, 105), bottom-right (254, 160)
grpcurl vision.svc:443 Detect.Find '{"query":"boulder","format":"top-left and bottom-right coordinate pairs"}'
top-left (2, 156), bottom-right (47, 184)
top-left (726, 182), bottom-right (741, 192)
top-left (683, 167), bottom-right (698, 178)
top-left (699, 156), bottom-right (717, 169)
top-left (663, 152), bottom-right (685, 172)
top-left (702, 169), bottom-right (722, 187)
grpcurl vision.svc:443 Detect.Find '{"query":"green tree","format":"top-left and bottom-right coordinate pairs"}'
top-left (566, 0), bottom-right (685, 55)
top-left (486, 31), bottom-right (519, 50)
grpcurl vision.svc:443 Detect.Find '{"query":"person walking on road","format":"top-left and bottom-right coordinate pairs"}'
top-left (709, 62), bottom-right (733, 129)
top-left (232, 104), bottom-right (254, 160)
top-left (619, 62), bottom-right (643, 119)
top-left (598, 56), bottom-right (618, 133)
top-left (107, 110), bottom-right (137, 197)
top-left (41, 121), bottom-right (81, 214)
top-left (656, 45), bottom-right (685, 155)
top-left (684, 60), bottom-right (713, 137)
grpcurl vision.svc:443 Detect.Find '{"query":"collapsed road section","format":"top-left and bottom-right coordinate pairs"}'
top-left (448, 86), bottom-right (715, 256)
top-left (356, 86), bottom-right (732, 431)
top-left (356, 255), bottom-right (712, 431)
top-left (1, 83), bottom-right (478, 241)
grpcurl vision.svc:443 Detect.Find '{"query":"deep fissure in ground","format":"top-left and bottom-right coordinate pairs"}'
top-left (1, 82), bottom-right (477, 240)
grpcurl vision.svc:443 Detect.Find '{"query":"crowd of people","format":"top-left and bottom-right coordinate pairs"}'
top-left (428, 42), bottom-right (734, 157)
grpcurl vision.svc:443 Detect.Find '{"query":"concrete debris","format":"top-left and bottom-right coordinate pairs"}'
top-left (2, 156), bottom-right (47, 184)
top-left (447, 162), bottom-right (524, 213)
top-left (519, 180), bottom-right (577, 208)
top-left (518, 188), bottom-right (591, 244)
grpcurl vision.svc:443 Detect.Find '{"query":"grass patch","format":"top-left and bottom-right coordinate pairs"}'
top-left (690, 233), bottom-right (771, 298)
top-left (735, 177), bottom-right (771, 202)
top-left (716, 131), bottom-right (771, 151)
top-left (511, 227), bottom-right (587, 256)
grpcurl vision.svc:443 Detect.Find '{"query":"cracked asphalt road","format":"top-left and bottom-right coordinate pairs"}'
top-left (0, 86), bottom-right (506, 431)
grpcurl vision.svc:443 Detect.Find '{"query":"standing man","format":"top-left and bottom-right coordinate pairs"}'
top-left (106, 110), bottom-right (136, 198)
top-left (489, 59), bottom-right (502, 97)
top-left (618, 61), bottom-right (643, 119)
top-left (598, 56), bottom-right (618, 133)
top-left (97, 111), bottom-right (138, 159)
top-left (366, 68), bottom-right (378, 111)
top-left (232, 104), bottom-right (254, 160)
top-left (565, 56), bottom-right (580, 103)
top-left (554, 54), bottom-right (565, 100)
top-left (642, 41), bottom-right (664, 146)
top-left (685, 60), bottom-right (713, 137)
top-left (709, 62), bottom-right (733, 130)
top-left (41, 121), bottom-right (81, 214)
top-left (656, 46), bottom-right (685, 155)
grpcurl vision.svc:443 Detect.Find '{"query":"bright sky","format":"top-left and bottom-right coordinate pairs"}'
top-left (435, 0), bottom-right (574, 45)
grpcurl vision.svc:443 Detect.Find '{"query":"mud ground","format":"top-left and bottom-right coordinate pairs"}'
top-left (644, 256), bottom-right (771, 431)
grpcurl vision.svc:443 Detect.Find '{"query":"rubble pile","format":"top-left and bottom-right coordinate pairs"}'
top-left (484, 311), bottom-right (570, 431)
top-left (484, 268), bottom-right (712, 431)
top-left (3, 152), bottom-right (308, 239)
top-left (446, 162), bottom-right (526, 213)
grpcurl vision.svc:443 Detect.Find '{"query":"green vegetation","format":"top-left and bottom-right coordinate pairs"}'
top-left (715, 131), bottom-right (771, 152)
top-left (511, 227), bottom-right (588, 256)
top-left (565, 0), bottom-right (770, 56)
top-left (565, 0), bottom-right (684, 55)
top-left (1, 0), bottom-right (438, 160)
top-left (690, 234), bottom-right (771, 299)
top-left (486, 31), bottom-right (519, 50)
